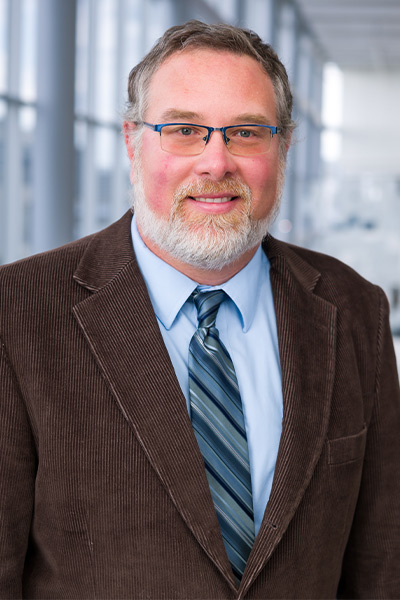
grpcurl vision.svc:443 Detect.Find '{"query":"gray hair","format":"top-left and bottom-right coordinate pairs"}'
top-left (124, 20), bottom-right (296, 157)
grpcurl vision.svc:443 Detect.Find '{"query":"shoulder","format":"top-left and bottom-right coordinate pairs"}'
top-left (0, 234), bottom-right (97, 349)
top-left (0, 234), bottom-right (94, 299)
top-left (264, 236), bottom-right (384, 319)
top-left (266, 236), bottom-right (379, 291)
top-left (0, 210), bottom-right (134, 298)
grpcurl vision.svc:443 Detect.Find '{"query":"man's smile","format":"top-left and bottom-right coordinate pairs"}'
top-left (184, 194), bottom-right (242, 214)
top-left (188, 195), bottom-right (239, 203)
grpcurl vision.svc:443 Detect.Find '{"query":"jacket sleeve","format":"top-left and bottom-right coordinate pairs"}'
top-left (0, 339), bottom-right (37, 599)
top-left (338, 288), bottom-right (400, 599)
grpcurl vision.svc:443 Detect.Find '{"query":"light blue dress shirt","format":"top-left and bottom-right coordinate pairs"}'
top-left (131, 215), bottom-right (283, 535)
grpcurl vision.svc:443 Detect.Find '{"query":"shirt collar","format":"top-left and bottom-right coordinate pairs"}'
top-left (219, 246), bottom-right (268, 332)
top-left (131, 215), bottom-right (269, 332)
top-left (131, 215), bottom-right (197, 329)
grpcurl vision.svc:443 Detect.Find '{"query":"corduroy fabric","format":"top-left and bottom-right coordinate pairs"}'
top-left (0, 211), bottom-right (399, 599)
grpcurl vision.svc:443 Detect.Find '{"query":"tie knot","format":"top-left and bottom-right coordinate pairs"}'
top-left (193, 289), bottom-right (226, 330)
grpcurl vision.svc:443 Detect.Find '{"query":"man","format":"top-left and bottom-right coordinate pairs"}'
top-left (0, 20), bottom-right (399, 599)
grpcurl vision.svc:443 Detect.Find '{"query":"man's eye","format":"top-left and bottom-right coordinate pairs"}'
top-left (231, 127), bottom-right (265, 140)
top-left (229, 128), bottom-right (254, 139)
top-left (179, 127), bottom-right (195, 136)
top-left (165, 126), bottom-right (196, 136)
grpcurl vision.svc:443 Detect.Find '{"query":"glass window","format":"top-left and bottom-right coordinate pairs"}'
top-left (0, 0), bottom-right (7, 92)
top-left (20, 0), bottom-right (38, 101)
top-left (0, 100), bottom-right (6, 214)
top-left (19, 107), bottom-right (35, 250)
top-left (19, 106), bottom-right (35, 184)
top-left (74, 119), bottom-right (88, 234)
top-left (75, 0), bottom-right (90, 115)
top-left (122, 0), bottom-right (144, 108)
top-left (94, 126), bottom-right (116, 225)
top-left (143, 0), bottom-right (173, 54)
top-left (94, 0), bottom-right (118, 121)
top-left (0, 100), bottom-right (5, 263)
top-left (204, 0), bottom-right (236, 22)
top-left (0, 100), bottom-right (5, 176)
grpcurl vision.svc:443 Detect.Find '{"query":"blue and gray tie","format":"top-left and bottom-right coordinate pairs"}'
top-left (188, 289), bottom-right (255, 581)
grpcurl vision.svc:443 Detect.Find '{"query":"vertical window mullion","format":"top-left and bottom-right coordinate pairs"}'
top-left (4, 0), bottom-right (24, 262)
top-left (7, 0), bottom-right (21, 96)
top-left (80, 0), bottom-right (98, 237)
top-left (113, 0), bottom-right (129, 222)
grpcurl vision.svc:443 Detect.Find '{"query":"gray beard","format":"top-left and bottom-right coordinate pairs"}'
top-left (131, 164), bottom-right (284, 271)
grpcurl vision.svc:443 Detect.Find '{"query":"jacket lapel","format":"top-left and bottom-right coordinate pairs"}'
top-left (72, 212), bottom-right (236, 590)
top-left (239, 237), bottom-right (337, 597)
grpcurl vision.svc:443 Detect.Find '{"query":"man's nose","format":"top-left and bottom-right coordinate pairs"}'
top-left (193, 130), bottom-right (238, 180)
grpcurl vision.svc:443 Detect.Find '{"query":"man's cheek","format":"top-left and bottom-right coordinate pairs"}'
top-left (143, 154), bottom-right (188, 215)
top-left (144, 176), bottom-right (173, 216)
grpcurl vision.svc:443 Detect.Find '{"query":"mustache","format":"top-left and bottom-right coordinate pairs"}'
top-left (173, 178), bottom-right (252, 203)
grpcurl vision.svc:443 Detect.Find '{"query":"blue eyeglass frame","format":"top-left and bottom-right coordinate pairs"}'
top-left (138, 121), bottom-right (281, 146)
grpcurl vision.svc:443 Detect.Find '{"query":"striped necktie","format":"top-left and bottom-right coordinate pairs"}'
top-left (188, 289), bottom-right (255, 581)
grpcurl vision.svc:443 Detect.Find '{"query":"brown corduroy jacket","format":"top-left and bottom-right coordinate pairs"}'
top-left (0, 211), bottom-right (400, 599)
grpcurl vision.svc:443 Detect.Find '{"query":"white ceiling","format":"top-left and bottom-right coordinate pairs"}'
top-left (294, 0), bottom-right (400, 70)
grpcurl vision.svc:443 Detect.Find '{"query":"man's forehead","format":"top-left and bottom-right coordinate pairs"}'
top-left (146, 49), bottom-right (276, 120)
top-left (150, 47), bottom-right (268, 83)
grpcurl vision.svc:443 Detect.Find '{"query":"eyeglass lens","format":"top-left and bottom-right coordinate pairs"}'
top-left (159, 125), bottom-right (273, 156)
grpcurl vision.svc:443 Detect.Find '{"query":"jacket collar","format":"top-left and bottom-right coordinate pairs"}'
top-left (73, 211), bottom-right (136, 291)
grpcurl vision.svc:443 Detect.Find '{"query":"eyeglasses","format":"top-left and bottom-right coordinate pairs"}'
top-left (136, 121), bottom-right (281, 156)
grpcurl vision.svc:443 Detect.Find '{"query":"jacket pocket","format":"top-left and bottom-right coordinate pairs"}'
top-left (327, 425), bottom-right (367, 465)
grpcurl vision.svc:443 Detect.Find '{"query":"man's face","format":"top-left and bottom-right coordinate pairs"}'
top-left (126, 49), bottom-right (286, 274)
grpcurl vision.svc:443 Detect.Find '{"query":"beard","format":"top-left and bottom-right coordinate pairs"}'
top-left (131, 160), bottom-right (285, 272)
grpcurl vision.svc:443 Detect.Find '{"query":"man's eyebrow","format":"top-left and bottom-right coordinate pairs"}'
top-left (158, 109), bottom-right (273, 125)
top-left (159, 109), bottom-right (204, 122)
top-left (233, 113), bottom-right (273, 125)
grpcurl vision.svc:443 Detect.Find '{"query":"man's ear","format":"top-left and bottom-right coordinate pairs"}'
top-left (284, 132), bottom-right (292, 154)
top-left (123, 121), bottom-right (137, 184)
top-left (123, 121), bottom-right (136, 161)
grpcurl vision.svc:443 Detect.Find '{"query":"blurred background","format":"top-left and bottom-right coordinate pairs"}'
top-left (0, 0), bottom-right (399, 365)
